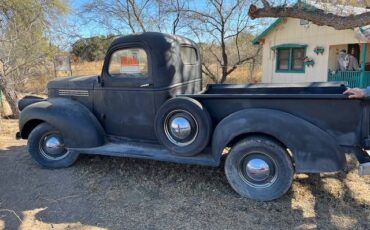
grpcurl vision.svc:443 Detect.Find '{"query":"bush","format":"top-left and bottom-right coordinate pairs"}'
top-left (71, 35), bottom-right (116, 62)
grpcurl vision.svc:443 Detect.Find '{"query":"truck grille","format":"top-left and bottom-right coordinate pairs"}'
top-left (58, 90), bottom-right (89, 97)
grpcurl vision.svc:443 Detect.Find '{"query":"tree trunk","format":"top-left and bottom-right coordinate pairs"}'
top-left (249, 59), bottom-right (256, 83)
top-left (220, 27), bottom-right (228, 83)
top-left (0, 74), bottom-right (19, 118)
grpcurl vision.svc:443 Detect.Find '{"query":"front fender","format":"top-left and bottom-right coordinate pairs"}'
top-left (19, 98), bottom-right (106, 148)
top-left (212, 109), bottom-right (345, 173)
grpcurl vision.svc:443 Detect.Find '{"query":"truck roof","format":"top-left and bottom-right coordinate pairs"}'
top-left (110, 32), bottom-right (197, 49)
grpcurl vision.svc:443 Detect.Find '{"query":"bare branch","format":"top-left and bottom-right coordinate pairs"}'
top-left (127, 0), bottom-right (147, 32)
top-left (261, 0), bottom-right (270, 8)
top-left (226, 46), bottom-right (262, 76)
top-left (202, 63), bottom-right (219, 83)
top-left (249, 1), bottom-right (370, 30)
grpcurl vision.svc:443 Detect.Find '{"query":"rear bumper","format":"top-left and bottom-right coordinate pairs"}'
top-left (359, 162), bottom-right (370, 176)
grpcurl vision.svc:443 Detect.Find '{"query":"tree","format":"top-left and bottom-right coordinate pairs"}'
top-left (248, 0), bottom-right (370, 30)
top-left (0, 0), bottom-right (67, 117)
top-left (71, 35), bottom-right (116, 62)
top-left (184, 0), bottom-right (261, 83)
top-left (81, 0), bottom-right (262, 83)
top-left (81, 0), bottom-right (188, 34)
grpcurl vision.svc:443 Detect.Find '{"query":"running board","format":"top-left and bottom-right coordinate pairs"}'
top-left (69, 142), bottom-right (218, 167)
top-left (359, 162), bottom-right (370, 176)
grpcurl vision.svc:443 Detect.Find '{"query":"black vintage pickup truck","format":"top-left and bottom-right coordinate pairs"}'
top-left (17, 32), bottom-right (370, 201)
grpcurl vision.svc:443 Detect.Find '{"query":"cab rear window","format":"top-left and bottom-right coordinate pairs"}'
top-left (108, 48), bottom-right (148, 78)
top-left (180, 47), bottom-right (197, 65)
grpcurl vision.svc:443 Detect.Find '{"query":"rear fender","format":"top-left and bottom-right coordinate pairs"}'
top-left (212, 108), bottom-right (345, 173)
top-left (19, 98), bottom-right (106, 148)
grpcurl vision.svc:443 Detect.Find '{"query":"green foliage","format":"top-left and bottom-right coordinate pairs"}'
top-left (0, 0), bottom-right (68, 116)
top-left (0, 0), bottom-right (68, 72)
top-left (71, 35), bottom-right (116, 62)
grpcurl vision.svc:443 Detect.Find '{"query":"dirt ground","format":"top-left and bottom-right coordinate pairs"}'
top-left (0, 119), bottom-right (369, 230)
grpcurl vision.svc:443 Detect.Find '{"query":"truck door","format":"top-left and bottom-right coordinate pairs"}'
top-left (93, 46), bottom-right (156, 141)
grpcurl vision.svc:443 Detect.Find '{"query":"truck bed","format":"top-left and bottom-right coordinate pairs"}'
top-left (202, 82), bottom-right (347, 96)
top-left (181, 81), bottom-right (369, 150)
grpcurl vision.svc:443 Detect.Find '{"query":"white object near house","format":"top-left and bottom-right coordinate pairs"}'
top-left (253, 1), bottom-right (370, 88)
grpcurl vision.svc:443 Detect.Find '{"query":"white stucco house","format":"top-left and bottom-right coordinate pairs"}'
top-left (253, 1), bottom-right (370, 88)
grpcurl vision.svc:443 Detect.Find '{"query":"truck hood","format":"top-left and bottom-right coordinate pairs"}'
top-left (47, 75), bottom-right (98, 90)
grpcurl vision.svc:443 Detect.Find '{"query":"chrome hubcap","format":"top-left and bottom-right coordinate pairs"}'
top-left (245, 159), bottom-right (270, 181)
top-left (164, 110), bottom-right (198, 146)
top-left (44, 136), bottom-right (65, 155)
top-left (239, 153), bottom-right (277, 188)
top-left (39, 133), bottom-right (68, 160)
top-left (170, 117), bottom-right (191, 139)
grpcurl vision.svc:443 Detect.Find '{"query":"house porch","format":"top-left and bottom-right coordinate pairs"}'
top-left (328, 43), bottom-right (370, 88)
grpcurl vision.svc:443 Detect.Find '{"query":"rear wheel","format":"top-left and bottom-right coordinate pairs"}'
top-left (225, 136), bottom-right (294, 201)
top-left (28, 123), bottom-right (79, 168)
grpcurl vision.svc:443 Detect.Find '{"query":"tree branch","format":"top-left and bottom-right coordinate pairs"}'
top-left (226, 46), bottom-right (262, 76)
top-left (248, 2), bottom-right (370, 30)
top-left (202, 63), bottom-right (219, 83)
top-left (127, 0), bottom-right (146, 32)
top-left (260, 0), bottom-right (270, 8)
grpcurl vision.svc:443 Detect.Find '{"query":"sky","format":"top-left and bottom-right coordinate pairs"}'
top-left (66, 0), bottom-right (205, 38)
top-left (57, 0), bottom-right (272, 49)
top-left (68, 0), bottom-right (108, 38)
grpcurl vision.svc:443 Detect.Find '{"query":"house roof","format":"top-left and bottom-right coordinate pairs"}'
top-left (252, 1), bottom-right (370, 45)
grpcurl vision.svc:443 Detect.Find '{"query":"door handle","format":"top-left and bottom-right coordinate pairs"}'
top-left (140, 83), bottom-right (152, 87)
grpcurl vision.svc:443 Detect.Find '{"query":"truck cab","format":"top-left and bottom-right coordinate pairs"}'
top-left (47, 32), bottom-right (202, 141)
top-left (17, 32), bottom-right (370, 201)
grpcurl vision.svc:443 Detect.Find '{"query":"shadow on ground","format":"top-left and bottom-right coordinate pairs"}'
top-left (0, 145), bottom-right (369, 229)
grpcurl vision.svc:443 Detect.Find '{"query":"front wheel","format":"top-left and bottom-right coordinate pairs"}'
top-left (225, 136), bottom-right (294, 201)
top-left (27, 123), bottom-right (79, 168)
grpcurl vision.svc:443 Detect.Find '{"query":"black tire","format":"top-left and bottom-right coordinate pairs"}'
top-left (225, 136), bottom-right (294, 201)
top-left (155, 97), bottom-right (212, 156)
top-left (27, 123), bottom-right (79, 168)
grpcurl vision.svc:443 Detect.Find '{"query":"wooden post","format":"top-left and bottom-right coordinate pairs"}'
top-left (360, 43), bottom-right (367, 88)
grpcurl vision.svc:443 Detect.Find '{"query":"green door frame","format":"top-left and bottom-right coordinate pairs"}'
top-left (360, 43), bottom-right (367, 88)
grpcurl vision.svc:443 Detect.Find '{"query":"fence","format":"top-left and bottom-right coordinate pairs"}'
top-left (328, 71), bottom-right (370, 88)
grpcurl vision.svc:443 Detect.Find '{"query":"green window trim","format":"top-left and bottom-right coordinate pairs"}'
top-left (275, 46), bottom-right (307, 74)
top-left (271, 43), bottom-right (307, 50)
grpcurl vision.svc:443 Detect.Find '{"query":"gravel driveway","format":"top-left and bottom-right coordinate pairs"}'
top-left (0, 119), bottom-right (369, 229)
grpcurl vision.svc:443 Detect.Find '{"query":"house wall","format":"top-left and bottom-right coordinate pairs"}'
top-left (261, 18), bottom-right (361, 83)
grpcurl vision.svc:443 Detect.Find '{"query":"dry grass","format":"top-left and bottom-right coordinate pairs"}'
top-left (1, 61), bottom-right (368, 229)
top-left (1, 61), bottom-right (261, 117)
top-left (71, 61), bottom-right (104, 77)
top-left (0, 119), bottom-right (24, 148)
top-left (65, 61), bottom-right (261, 84)
top-left (0, 119), bottom-right (369, 229)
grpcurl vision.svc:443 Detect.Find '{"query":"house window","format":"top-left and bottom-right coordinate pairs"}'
top-left (276, 47), bottom-right (305, 73)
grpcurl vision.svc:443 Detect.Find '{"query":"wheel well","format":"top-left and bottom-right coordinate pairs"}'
top-left (21, 119), bottom-right (44, 139)
top-left (227, 132), bottom-right (292, 158)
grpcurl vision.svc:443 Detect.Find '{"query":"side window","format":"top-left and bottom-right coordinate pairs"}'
top-left (108, 48), bottom-right (148, 78)
top-left (180, 47), bottom-right (198, 65)
top-left (292, 48), bottom-right (305, 70)
top-left (277, 49), bottom-right (290, 70)
top-left (276, 47), bottom-right (305, 73)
